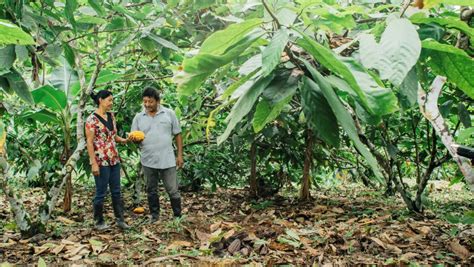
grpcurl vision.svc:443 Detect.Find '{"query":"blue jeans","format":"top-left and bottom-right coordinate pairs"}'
top-left (93, 163), bottom-right (122, 206)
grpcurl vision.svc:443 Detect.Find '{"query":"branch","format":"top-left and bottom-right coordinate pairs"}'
top-left (418, 76), bottom-right (474, 191)
top-left (262, 0), bottom-right (281, 28)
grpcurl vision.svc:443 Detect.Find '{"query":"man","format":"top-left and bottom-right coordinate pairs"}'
top-left (131, 87), bottom-right (183, 222)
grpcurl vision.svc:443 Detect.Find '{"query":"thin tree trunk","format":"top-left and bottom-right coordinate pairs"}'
top-left (300, 129), bottom-right (313, 201)
top-left (249, 141), bottom-right (258, 197)
top-left (418, 76), bottom-right (474, 191)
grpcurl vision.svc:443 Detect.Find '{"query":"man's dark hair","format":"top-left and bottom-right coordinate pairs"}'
top-left (142, 86), bottom-right (160, 101)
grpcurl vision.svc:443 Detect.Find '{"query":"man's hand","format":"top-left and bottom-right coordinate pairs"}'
top-left (176, 155), bottom-right (184, 170)
top-left (92, 162), bottom-right (100, 176)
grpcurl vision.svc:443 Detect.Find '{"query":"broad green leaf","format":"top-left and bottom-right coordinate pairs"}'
top-left (342, 58), bottom-right (399, 116)
top-left (95, 70), bottom-right (120, 86)
top-left (32, 85), bottom-right (67, 111)
top-left (262, 71), bottom-right (299, 104)
top-left (253, 93), bottom-right (294, 133)
top-left (49, 57), bottom-right (78, 98)
top-left (218, 73), bottom-right (275, 145)
top-left (423, 0), bottom-right (474, 8)
top-left (0, 77), bottom-right (12, 94)
top-left (301, 77), bottom-right (340, 147)
top-left (359, 18), bottom-right (421, 86)
top-left (21, 109), bottom-right (59, 123)
top-left (15, 45), bottom-right (29, 62)
top-left (219, 68), bottom-right (260, 100)
top-left (421, 40), bottom-right (474, 99)
top-left (62, 43), bottom-right (75, 67)
top-left (175, 33), bottom-right (261, 97)
top-left (111, 33), bottom-right (137, 56)
top-left (200, 18), bottom-right (262, 54)
top-left (65, 0), bottom-right (78, 29)
top-left (148, 33), bottom-right (180, 51)
top-left (296, 31), bottom-right (371, 113)
top-left (76, 15), bottom-right (107, 24)
top-left (399, 67), bottom-right (418, 109)
top-left (262, 28), bottom-right (289, 76)
top-left (410, 15), bottom-right (474, 44)
top-left (303, 60), bottom-right (383, 181)
top-left (3, 69), bottom-right (33, 103)
top-left (0, 45), bottom-right (15, 71)
top-left (0, 19), bottom-right (35, 45)
top-left (88, 0), bottom-right (105, 16)
top-left (417, 23), bottom-right (446, 41)
top-left (458, 103), bottom-right (472, 128)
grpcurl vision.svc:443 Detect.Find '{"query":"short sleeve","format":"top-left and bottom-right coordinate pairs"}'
top-left (170, 110), bottom-right (181, 135)
top-left (85, 115), bottom-right (96, 133)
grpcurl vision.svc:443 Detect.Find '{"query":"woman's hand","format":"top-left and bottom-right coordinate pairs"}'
top-left (92, 162), bottom-right (100, 176)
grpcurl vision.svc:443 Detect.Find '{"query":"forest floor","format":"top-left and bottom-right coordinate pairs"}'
top-left (1, 181), bottom-right (473, 265)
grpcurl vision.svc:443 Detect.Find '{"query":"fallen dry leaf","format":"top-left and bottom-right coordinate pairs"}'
top-left (449, 240), bottom-right (471, 260)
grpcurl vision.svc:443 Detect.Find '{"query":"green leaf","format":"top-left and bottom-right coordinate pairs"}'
top-left (95, 70), bottom-right (120, 86)
top-left (0, 45), bottom-right (15, 71)
top-left (21, 109), bottom-right (59, 123)
top-left (421, 40), bottom-right (474, 99)
top-left (38, 257), bottom-right (47, 267)
top-left (399, 67), bottom-right (419, 109)
top-left (62, 43), bottom-right (75, 67)
top-left (147, 33), bottom-right (180, 51)
top-left (253, 93), bottom-right (294, 133)
top-left (219, 68), bottom-right (260, 100)
top-left (303, 60), bottom-right (383, 182)
top-left (342, 58), bottom-right (399, 116)
top-left (49, 57), bottom-right (78, 97)
top-left (296, 31), bottom-right (371, 113)
top-left (457, 127), bottom-right (474, 143)
top-left (301, 77), bottom-right (340, 147)
top-left (200, 18), bottom-right (262, 55)
top-left (359, 18), bottom-right (421, 86)
top-left (423, 0), bottom-right (474, 8)
top-left (262, 28), bottom-right (289, 76)
top-left (65, 0), bottom-right (78, 29)
top-left (0, 19), bottom-right (35, 45)
top-left (262, 71), bottom-right (299, 104)
top-left (218, 74), bottom-right (275, 145)
top-left (111, 34), bottom-right (137, 56)
top-left (458, 103), bottom-right (472, 128)
top-left (88, 0), bottom-right (106, 16)
top-left (76, 15), bottom-right (107, 24)
top-left (410, 15), bottom-right (474, 44)
top-left (174, 33), bottom-right (261, 97)
top-left (15, 45), bottom-right (29, 62)
top-left (3, 68), bottom-right (33, 103)
top-left (32, 85), bottom-right (67, 111)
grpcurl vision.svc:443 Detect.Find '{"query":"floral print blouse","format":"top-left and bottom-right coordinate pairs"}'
top-left (85, 112), bottom-right (120, 167)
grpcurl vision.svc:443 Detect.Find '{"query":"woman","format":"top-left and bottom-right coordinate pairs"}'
top-left (85, 90), bottom-right (130, 230)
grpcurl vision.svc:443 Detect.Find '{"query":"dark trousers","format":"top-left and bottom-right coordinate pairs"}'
top-left (143, 166), bottom-right (181, 218)
top-left (93, 163), bottom-right (125, 223)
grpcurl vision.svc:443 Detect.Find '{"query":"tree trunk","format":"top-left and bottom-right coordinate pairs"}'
top-left (418, 76), bottom-right (474, 191)
top-left (300, 129), bottom-right (313, 201)
top-left (249, 141), bottom-right (258, 197)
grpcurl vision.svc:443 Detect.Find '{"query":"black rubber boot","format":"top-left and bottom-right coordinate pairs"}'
top-left (147, 193), bottom-right (160, 222)
top-left (93, 202), bottom-right (109, 230)
top-left (170, 197), bottom-right (182, 218)
top-left (112, 197), bottom-right (130, 230)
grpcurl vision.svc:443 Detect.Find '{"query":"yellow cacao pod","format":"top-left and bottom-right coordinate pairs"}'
top-left (133, 207), bottom-right (145, 214)
top-left (129, 131), bottom-right (145, 142)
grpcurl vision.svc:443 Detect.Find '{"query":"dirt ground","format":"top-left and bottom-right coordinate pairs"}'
top-left (1, 182), bottom-right (473, 265)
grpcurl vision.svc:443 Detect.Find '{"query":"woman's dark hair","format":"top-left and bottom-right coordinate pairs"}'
top-left (90, 90), bottom-right (113, 106)
top-left (142, 86), bottom-right (160, 101)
